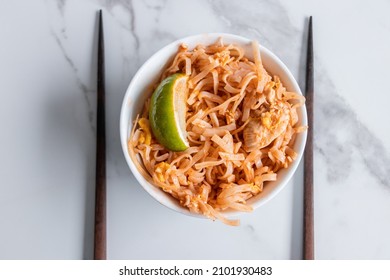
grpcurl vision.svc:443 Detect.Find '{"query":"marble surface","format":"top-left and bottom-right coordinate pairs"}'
top-left (1, 0), bottom-right (389, 259)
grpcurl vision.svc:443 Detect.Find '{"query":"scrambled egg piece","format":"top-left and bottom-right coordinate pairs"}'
top-left (154, 162), bottom-right (170, 182)
top-left (226, 110), bottom-right (236, 124)
top-left (261, 112), bottom-right (272, 129)
top-left (138, 118), bottom-right (151, 145)
top-left (250, 183), bottom-right (262, 194)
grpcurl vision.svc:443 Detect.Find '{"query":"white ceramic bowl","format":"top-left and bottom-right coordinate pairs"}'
top-left (120, 33), bottom-right (307, 219)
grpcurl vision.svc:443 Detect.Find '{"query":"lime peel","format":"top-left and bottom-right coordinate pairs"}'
top-left (149, 73), bottom-right (189, 151)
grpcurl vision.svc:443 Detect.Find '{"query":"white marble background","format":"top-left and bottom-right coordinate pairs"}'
top-left (1, 0), bottom-right (389, 259)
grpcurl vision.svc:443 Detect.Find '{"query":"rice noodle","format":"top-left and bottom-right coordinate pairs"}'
top-left (129, 39), bottom-right (306, 226)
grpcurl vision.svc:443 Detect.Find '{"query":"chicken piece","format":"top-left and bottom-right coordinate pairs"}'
top-left (243, 102), bottom-right (290, 151)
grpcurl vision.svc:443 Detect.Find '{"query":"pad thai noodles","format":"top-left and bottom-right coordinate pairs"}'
top-left (128, 39), bottom-right (306, 226)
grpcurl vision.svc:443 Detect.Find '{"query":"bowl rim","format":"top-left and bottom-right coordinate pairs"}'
top-left (120, 32), bottom-right (307, 219)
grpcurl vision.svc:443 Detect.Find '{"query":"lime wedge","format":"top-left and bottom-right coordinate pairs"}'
top-left (149, 73), bottom-right (189, 151)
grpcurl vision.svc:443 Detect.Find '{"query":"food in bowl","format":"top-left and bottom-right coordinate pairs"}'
top-left (127, 38), bottom-right (306, 225)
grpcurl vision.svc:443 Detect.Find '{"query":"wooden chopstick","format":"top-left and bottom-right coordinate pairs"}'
top-left (94, 9), bottom-right (106, 260)
top-left (303, 16), bottom-right (314, 260)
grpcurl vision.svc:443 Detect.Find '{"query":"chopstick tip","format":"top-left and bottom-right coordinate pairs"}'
top-left (98, 9), bottom-right (103, 27)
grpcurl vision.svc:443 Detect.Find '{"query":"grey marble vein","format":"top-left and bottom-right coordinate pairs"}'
top-left (143, 0), bottom-right (167, 11)
top-left (245, 224), bottom-right (260, 242)
top-left (50, 30), bottom-right (95, 127)
top-left (128, 0), bottom-right (140, 50)
top-left (314, 65), bottom-right (390, 187)
top-left (49, 0), bottom-right (68, 39)
top-left (56, 0), bottom-right (66, 16)
top-left (208, 0), bottom-right (300, 67)
top-left (98, 0), bottom-right (140, 50)
top-left (354, 121), bottom-right (390, 187)
top-left (44, 0), bottom-right (96, 130)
